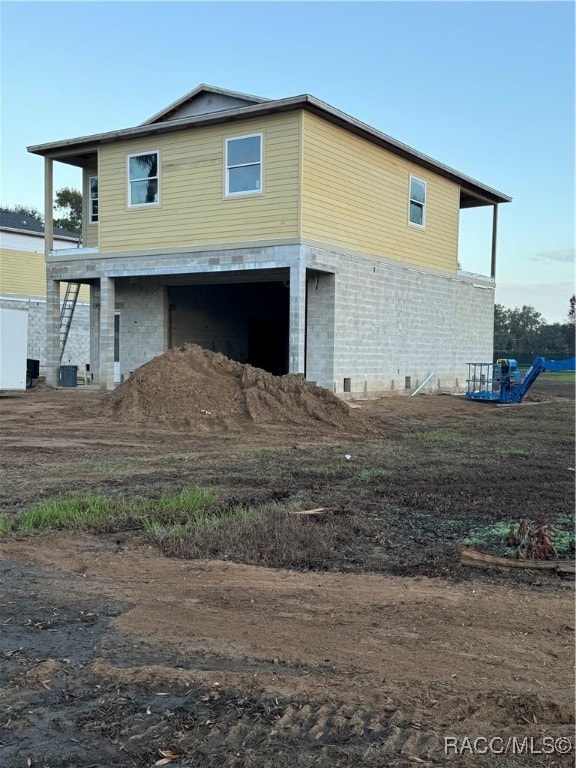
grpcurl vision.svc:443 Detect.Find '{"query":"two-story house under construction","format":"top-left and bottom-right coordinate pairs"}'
top-left (28, 85), bottom-right (510, 395)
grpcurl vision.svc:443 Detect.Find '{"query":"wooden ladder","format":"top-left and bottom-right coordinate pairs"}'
top-left (59, 282), bottom-right (81, 362)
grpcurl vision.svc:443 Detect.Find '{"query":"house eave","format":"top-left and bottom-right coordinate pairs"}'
top-left (27, 94), bottom-right (511, 205)
top-left (0, 225), bottom-right (80, 242)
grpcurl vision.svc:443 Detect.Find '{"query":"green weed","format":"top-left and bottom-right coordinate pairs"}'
top-left (246, 447), bottom-right (282, 458)
top-left (156, 486), bottom-right (216, 516)
top-left (297, 465), bottom-right (341, 479)
top-left (358, 468), bottom-right (392, 482)
top-left (1, 486), bottom-right (217, 535)
top-left (1, 494), bottom-right (116, 533)
top-left (413, 429), bottom-right (465, 444)
top-left (494, 447), bottom-right (529, 458)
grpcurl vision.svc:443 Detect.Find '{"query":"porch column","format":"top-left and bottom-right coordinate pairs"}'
top-left (490, 204), bottom-right (498, 279)
top-left (99, 277), bottom-right (115, 391)
top-left (89, 282), bottom-right (100, 383)
top-left (45, 279), bottom-right (60, 387)
top-left (289, 260), bottom-right (306, 374)
top-left (44, 157), bottom-right (60, 387)
top-left (44, 157), bottom-right (53, 260)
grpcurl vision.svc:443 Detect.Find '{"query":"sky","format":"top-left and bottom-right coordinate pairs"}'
top-left (1, 0), bottom-right (574, 323)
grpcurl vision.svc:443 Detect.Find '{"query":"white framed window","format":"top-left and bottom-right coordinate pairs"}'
top-left (128, 151), bottom-right (159, 207)
top-left (88, 176), bottom-right (98, 223)
top-left (409, 175), bottom-right (426, 228)
top-left (225, 133), bottom-right (262, 196)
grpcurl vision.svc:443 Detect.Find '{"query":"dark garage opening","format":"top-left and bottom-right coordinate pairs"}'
top-left (168, 280), bottom-right (289, 375)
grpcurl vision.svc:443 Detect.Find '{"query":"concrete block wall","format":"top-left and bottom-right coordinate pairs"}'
top-left (114, 278), bottom-right (166, 379)
top-left (306, 271), bottom-right (335, 386)
top-left (0, 296), bottom-right (90, 376)
top-left (302, 244), bottom-right (494, 396)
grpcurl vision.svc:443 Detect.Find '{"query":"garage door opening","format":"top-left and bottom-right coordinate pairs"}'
top-left (168, 281), bottom-right (289, 375)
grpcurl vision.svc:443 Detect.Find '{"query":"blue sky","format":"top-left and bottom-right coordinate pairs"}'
top-left (1, 0), bottom-right (574, 323)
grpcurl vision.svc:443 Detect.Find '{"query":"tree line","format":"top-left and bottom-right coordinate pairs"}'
top-left (3, 188), bottom-right (82, 235)
top-left (494, 297), bottom-right (575, 363)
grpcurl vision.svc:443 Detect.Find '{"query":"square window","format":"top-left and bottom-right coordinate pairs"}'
top-left (128, 151), bottom-right (159, 206)
top-left (225, 134), bottom-right (262, 196)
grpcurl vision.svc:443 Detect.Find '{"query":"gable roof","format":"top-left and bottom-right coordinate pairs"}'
top-left (0, 208), bottom-right (80, 240)
top-left (27, 87), bottom-right (511, 206)
top-left (142, 84), bottom-right (270, 125)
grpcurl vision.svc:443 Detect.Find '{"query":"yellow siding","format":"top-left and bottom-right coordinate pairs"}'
top-left (98, 113), bottom-right (301, 252)
top-left (83, 167), bottom-right (99, 248)
top-left (0, 247), bottom-right (89, 300)
top-left (301, 112), bottom-right (459, 273)
top-left (0, 247), bottom-right (47, 298)
top-left (85, 224), bottom-right (98, 248)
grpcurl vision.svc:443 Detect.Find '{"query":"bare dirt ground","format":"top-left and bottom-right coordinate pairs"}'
top-left (0, 373), bottom-right (574, 767)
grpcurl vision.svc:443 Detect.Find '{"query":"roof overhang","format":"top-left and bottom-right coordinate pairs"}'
top-left (0, 225), bottom-right (80, 242)
top-left (28, 95), bottom-right (511, 205)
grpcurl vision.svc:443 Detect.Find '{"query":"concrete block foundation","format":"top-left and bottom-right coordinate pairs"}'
top-left (45, 242), bottom-right (494, 395)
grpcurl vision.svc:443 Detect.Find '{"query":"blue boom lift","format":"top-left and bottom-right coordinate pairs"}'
top-left (465, 356), bottom-right (575, 404)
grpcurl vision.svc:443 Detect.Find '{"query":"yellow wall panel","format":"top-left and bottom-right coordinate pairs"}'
top-left (98, 113), bottom-right (301, 252)
top-left (0, 247), bottom-right (47, 298)
top-left (301, 112), bottom-right (459, 272)
top-left (0, 247), bottom-right (89, 300)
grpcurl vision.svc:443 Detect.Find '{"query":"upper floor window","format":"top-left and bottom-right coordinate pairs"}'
top-left (88, 176), bottom-right (98, 223)
top-left (128, 151), bottom-right (159, 207)
top-left (225, 134), bottom-right (262, 196)
top-left (409, 176), bottom-right (426, 228)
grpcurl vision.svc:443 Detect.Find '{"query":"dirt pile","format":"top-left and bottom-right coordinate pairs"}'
top-left (103, 344), bottom-right (364, 433)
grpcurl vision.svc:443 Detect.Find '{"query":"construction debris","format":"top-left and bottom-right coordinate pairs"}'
top-left (288, 507), bottom-right (332, 518)
top-left (459, 546), bottom-right (574, 575)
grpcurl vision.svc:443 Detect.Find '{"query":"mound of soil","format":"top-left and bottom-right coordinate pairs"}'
top-left (103, 344), bottom-right (364, 433)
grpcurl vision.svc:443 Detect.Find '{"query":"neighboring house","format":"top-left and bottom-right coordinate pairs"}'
top-left (0, 209), bottom-right (89, 373)
top-left (27, 84), bottom-right (510, 394)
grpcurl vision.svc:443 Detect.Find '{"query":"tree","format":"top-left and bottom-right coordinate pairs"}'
top-left (3, 203), bottom-right (43, 221)
top-left (494, 304), bottom-right (544, 360)
top-left (564, 295), bottom-right (575, 353)
top-left (494, 300), bottom-right (575, 361)
top-left (53, 187), bottom-right (82, 234)
top-left (538, 323), bottom-right (571, 357)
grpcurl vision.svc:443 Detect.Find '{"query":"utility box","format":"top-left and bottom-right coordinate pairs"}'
top-left (0, 308), bottom-right (28, 390)
top-left (60, 365), bottom-right (78, 388)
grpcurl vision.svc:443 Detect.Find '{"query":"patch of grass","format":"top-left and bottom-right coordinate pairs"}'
top-left (155, 453), bottom-right (202, 466)
top-left (296, 465), bottom-right (342, 479)
top-left (155, 486), bottom-right (216, 517)
top-left (0, 485), bottom-right (217, 535)
top-left (151, 504), bottom-right (358, 569)
top-left (147, 504), bottom-right (265, 549)
top-left (0, 494), bottom-right (117, 533)
top-left (82, 458), bottom-right (143, 476)
top-left (538, 371), bottom-right (575, 384)
top-left (494, 447), bottom-right (530, 458)
top-left (246, 447), bottom-right (282, 458)
top-left (412, 429), bottom-right (465, 445)
top-left (358, 468), bottom-right (392, 482)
